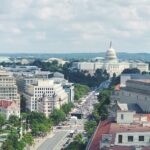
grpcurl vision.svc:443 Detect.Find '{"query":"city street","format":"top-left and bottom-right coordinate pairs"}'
top-left (36, 90), bottom-right (99, 150)
top-left (37, 131), bottom-right (68, 150)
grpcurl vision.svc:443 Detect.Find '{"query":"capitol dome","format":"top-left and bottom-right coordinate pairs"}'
top-left (105, 42), bottom-right (118, 63)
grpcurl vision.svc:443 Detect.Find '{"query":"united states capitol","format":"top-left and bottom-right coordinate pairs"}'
top-left (72, 42), bottom-right (149, 77)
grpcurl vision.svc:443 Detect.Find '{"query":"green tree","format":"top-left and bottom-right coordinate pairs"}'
top-left (64, 133), bottom-right (86, 150)
top-left (74, 133), bottom-right (84, 144)
top-left (109, 74), bottom-right (120, 88)
top-left (84, 120), bottom-right (97, 138)
top-left (1, 139), bottom-right (15, 150)
top-left (9, 115), bottom-right (20, 127)
top-left (98, 90), bottom-right (111, 104)
top-left (74, 84), bottom-right (89, 100)
top-left (61, 102), bottom-right (74, 115)
top-left (27, 112), bottom-right (52, 136)
top-left (122, 68), bottom-right (140, 74)
top-left (22, 133), bottom-right (34, 145)
top-left (50, 109), bottom-right (65, 125)
top-left (1, 129), bottom-right (25, 150)
top-left (20, 95), bottom-right (27, 112)
top-left (0, 113), bottom-right (5, 127)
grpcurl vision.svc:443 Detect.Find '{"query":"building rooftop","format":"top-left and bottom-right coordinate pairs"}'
top-left (122, 87), bottom-right (150, 96)
top-left (109, 122), bottom-right (150, 134)
top-left (0, 100), bottom-right (13, 109)
top-left (117, 102), bottom-right (143, 113)
top-left (104, 146), bottom-right (150, 150)
top-left (88, 121), bottom-right (110, 150)
top-left (127, 79), bottom-right (150, 85)
top-left (88, 120), bottom-right (150, 150)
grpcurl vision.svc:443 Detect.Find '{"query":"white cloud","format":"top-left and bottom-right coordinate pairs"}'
top-left (36, 2), bottom-right (74, 21)
top-left (26, 21), bottom-right (35, 29)
top-left (10, 27), bottom-right (22, 34)
top-left (1, 0), bottom-right (150, 52)
top-left (35, 32), bottom-right (46, 40)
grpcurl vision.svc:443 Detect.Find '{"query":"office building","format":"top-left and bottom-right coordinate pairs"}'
top-left (24, 79), bottom-right (68, 112)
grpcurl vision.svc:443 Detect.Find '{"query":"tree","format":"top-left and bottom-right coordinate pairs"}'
top-left (62, 62), bottom-right (109, 87)
top-left (98, 90), bottom-right (111, 104)
top-left (50, 109), bottom-right (65, 125)
top-left (20, 95), bottom-right (27, 112)
top-left (74, 133), bottom-right (84, 144)
top-left (9, 115), bottom-right (20, 127)
top-left (1, 129), bottom-right (24, 150)
top-left (64, 141), bottom-right (86, 150)
top-left (1, 139), bottom-right (15, 150)
top-left (142, 71), bottom-right (148, 74)
top-left (61, 102), bottom-right (74, 115)
top-left (64, 133), bottom-right (86, 150)
top-left (31, 60), bottom-right (62, 72)
top-left (0, 113), bottom-right (5, 127)
top-left (122, 68), bottom-right (140, 74)
top-left (74, 84), bottom-right (89, 100)
top-left (27, 112), bottom-right (52, 136)
top-left (84, 120), bottom-right (97, 138)
top-left (109, 74), bottom-right (120, 87)
top-left (22, 133), bottom-right (34, 145)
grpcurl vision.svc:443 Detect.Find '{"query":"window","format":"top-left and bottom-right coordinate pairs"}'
top-left (139, 136), bottom-right (144, 141)
top-left (128, 136), bottom-right (133, 142)
top-left (118, 135), bottom-right (122, 143)
top-left (121, 114), bottom-right (124, 120)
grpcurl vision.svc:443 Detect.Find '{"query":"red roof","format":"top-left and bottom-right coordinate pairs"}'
top-left (0, 100), bottom-right (13, 109)
top-left (114, 84), bottom-right (120, 91)
top-left (145, 114), bottom-right (150, 122)
top-left (88, 120), bottom-right (150, 150)
top-left (104, 146), bottom-right (150, 150)
top-left (88, 120), bottom-right (110, 150)
top-left (109, 123), bottom-right (150, 133)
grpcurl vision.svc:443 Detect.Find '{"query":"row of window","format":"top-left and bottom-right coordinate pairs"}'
top-left (121, 92), bottom-right (148, 101)
top-left (118, 135), bottom-right (144, 143)
top-left (35, 88), bottom-right (54, 91)
top-left (35, 91), bottom-right (54, 93)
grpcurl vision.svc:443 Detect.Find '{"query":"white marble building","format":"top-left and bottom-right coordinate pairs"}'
top-left (72, 43), bottom-right (149, 77)
top-left (111, 79), bottom-right (150, 113)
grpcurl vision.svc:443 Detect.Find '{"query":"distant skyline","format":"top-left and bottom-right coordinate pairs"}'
top-left (0, 0), bottom-right (150, 53)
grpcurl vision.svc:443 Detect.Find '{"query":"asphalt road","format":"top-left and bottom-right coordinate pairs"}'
top-left (37, 131), bottom-right (68, 150)
top-left (36, 80), bottom-right (109, 150)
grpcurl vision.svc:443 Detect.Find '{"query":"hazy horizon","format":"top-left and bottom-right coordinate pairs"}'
top-left (0, 51), bottom-right (150, 54)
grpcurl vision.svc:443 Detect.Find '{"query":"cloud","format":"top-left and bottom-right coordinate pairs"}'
top-left (0, 0), bottom-right (150, 52)
top-left (26, 21), bottom-right (35, 29)
top-left (35, 32), bottom-right (46, 40)
top-left (36, 3), bottom-right (74, 21)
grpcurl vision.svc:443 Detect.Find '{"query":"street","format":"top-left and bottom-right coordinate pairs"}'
top-left (37, 131), bottom-right (68, 150)
top-left (36, 90), bottom-right (98, 150)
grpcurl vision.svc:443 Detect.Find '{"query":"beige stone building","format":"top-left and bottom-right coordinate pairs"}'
top-left (24, 79), bottom-right (68, 112)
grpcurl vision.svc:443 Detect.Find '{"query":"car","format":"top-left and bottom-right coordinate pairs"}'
top-left (56, 126), bottom-right (62, 129)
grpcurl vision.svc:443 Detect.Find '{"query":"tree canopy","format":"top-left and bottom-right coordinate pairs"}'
top-left (49, 109), bottom-right (66, 125)
top-left (74, 84), bottom-right (89, 100)
top-left (27, 112), bottom-right (52, 136)
top-left (122, 68), bottom-right (140, 74)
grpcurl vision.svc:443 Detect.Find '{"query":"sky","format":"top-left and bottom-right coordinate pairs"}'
top-left (0, 0), bottom-right (150, 53)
